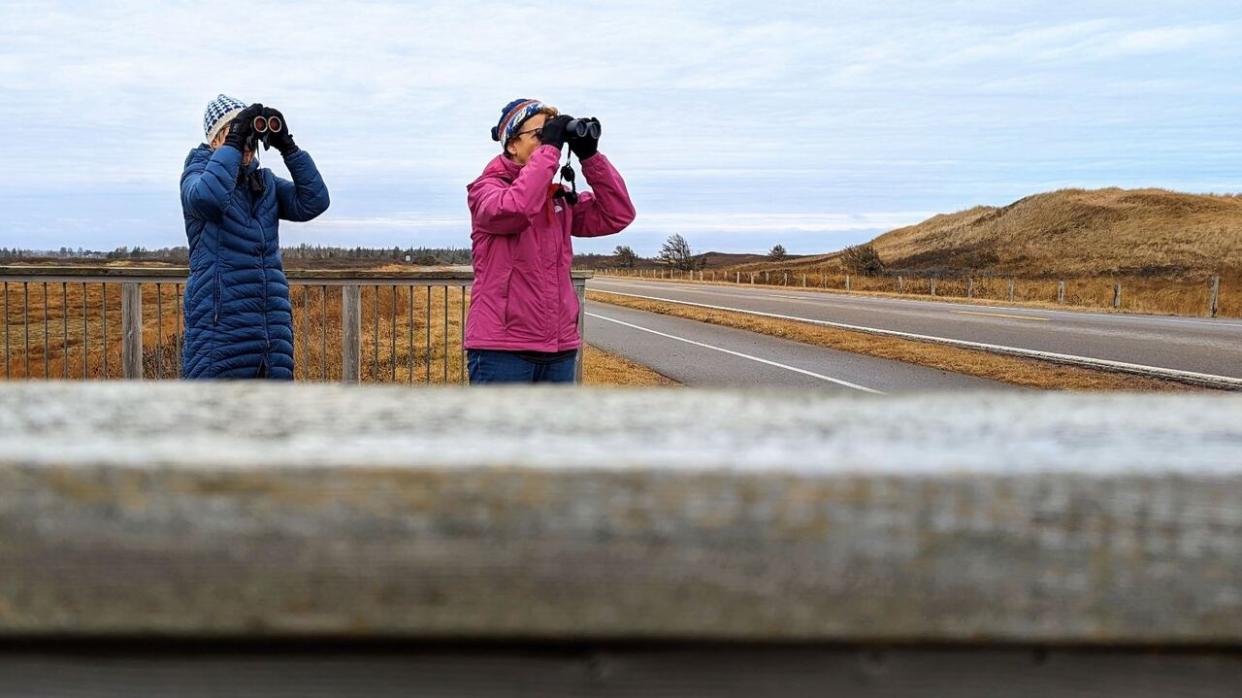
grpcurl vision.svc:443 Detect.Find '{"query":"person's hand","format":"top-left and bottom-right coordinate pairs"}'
top-left (568, 118), bottom-right (600, 160)
top-left (263, 107), bottom-right (298, 156)
top-left (224, 103), bottom-right (264, 152)
top-left (539, 114), bottom-right (571, 150)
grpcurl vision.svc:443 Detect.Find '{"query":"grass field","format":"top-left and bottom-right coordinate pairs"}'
top-left (0, 279), bottom-right (674, 386)
top-left (869, 188), bottom-right (1242, 275)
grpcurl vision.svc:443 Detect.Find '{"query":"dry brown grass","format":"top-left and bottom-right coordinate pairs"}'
top-left (870, 188), bottom-right (1242, 275)
top-left (588, 290), bottom-right (1198, 392)
top-left (582, 345), bottom-right (679, 386)
top-left (2, 280), bottom-right (128, 379)
top-left (0, 280), bottom-right (666, 386)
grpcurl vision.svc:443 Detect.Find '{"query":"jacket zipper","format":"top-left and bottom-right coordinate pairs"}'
top-left (213, 266), bottom-right (222, 324)
top-left (213, 220), bottom-right (223, 324)
top-left (254, 186), bottom-right (272, 354)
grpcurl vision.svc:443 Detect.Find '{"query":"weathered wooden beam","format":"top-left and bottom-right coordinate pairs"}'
top-left (1, 384), bottom-right (1241, 645)
top-left (3, 645), bottom-right (1242, 697)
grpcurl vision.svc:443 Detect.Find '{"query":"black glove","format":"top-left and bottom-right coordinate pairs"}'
top-left (568, 118), bottom-right (600, 160)
top-left (262, 107), bottom-right (299, 156)
top-left (224, 103), bottom-right (264, 152)
top-left (539, 114), bottom-right (572, 150)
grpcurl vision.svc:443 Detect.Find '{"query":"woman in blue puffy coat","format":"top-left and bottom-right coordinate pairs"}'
top-left (180, 95), bottom-right (330, 379)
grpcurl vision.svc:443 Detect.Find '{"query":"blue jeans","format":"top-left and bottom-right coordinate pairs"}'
top-left (467, 349), bottom-right (578, 385)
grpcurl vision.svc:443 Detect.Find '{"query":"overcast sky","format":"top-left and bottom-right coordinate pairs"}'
top-left (1, 1), bottom-right (1240, 255)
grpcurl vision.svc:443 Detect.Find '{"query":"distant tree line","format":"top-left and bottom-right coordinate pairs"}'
top-left (0, 245), bottom-right (472, 265)
top-left (1, 247), bottom-right (111, 260)
top-left (282, 244), bottom-right (472, 265)
top-left (3, 235), bottom-right (808, 271)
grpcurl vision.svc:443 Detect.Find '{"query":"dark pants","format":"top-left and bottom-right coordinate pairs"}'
top-left (467, 349), bottom-right (578, 385)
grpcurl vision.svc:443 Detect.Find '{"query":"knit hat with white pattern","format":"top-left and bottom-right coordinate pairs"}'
top-left (203, 94), bottom-right (247, 143)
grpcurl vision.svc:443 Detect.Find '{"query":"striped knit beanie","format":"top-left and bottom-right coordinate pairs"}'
top-left (203, 94), bottom-right (247, 143)
top-left (491, 98), bottom-right (551, 149)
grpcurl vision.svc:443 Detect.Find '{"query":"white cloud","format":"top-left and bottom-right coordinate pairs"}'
top-left (1, 1), bottom-right (1240, 251)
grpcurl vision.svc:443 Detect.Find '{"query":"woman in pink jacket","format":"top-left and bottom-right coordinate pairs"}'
top-left (465, 99), bottom-right (636, 384)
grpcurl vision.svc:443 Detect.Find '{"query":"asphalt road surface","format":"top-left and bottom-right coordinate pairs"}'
top-left (585, 302), bottom-right (1003, 393)
top-left (589, 277), bottom-right (1242, 382)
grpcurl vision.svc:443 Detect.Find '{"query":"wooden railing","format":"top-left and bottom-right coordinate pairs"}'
top-left (2, 384), bottom-right (1241, 695)
top-left (0, 266), bottom-right (592, 383)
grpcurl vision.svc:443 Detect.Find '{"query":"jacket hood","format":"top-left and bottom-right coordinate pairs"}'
top-left (185, 143), bottom-right (260, 174)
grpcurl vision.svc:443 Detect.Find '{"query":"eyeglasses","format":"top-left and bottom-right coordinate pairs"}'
top-left (513, 126), bottom-right (543, 142)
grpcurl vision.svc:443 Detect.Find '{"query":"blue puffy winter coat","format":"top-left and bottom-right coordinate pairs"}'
top-left (180, 144), bottom-right (329, 379)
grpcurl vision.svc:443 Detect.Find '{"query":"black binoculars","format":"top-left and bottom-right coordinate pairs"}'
top-left (252, 112), bottom-right (283, 135)
top-left (566, 117), bottom-right (601, 140)
top-left (245, 108), bottom-right (284, 150)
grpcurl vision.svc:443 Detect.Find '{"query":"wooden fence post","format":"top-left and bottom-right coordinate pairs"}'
top-left (1008, 278), bottom-right (1015, 303)
top-left (1058, 281), bottom-right (1066, 304)
top-left (845, 275), bottom-right (851, 292)
top-left (342, 285), bottom-right (361, 383)
top-left (1113, 283), bottom-right (1122, 309)
top-left (930, 278), bottom-right (937, 297)
top-left (121, 282), bottom-right (143, 380)
top-left (1210, 276), bottom-right (1220, 318)
top-left (898, 276), bottom-right (904, 293)
top-left (967, 277), bottom-right (974, 299)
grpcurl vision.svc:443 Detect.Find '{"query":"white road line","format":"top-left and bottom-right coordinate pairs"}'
top-left (586, 312), bottom-right (884, 394)
top-left (589, 291), bottom-right (1242, 390)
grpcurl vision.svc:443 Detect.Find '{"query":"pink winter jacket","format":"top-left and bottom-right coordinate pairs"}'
top-left (465, 145), bottom-right (635, 352)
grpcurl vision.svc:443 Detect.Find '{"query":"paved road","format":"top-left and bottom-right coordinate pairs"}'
top-left (585, 302), bottom-right (1003, 393)
top-left (589, 277), bottom-right (1242, 382)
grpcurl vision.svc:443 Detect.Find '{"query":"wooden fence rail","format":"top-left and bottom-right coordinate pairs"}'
top-left (2, 384), bottom-right (1241, 695)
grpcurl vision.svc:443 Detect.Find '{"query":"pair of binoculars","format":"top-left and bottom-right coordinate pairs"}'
top-left (566, 117), bottom-right (601, 140)
top-left (245, 109), bottom-right (284, 150)
top-left (252, 113), bottom-right (283, 134)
